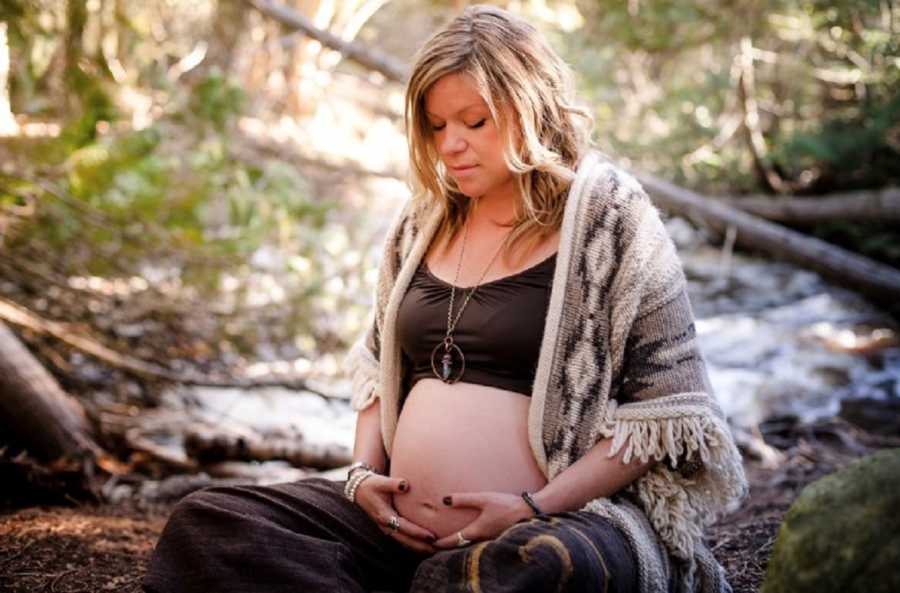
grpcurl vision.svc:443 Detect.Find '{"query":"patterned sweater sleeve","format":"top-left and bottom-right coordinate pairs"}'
top-left (602, 185), bottom-right (749, 561)
top-left (613, 224), bottom-right (718, 474)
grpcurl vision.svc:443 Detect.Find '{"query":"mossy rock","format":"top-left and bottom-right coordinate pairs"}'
top-left (762, 448), bottom-right (900, 593)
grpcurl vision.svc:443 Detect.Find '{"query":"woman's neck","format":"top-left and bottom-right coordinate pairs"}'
top-left (469, 190), bottom-right (521, 229)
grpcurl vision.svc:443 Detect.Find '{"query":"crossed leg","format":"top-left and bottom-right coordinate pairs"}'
top-left (142, 477), bottom-right (423, 593)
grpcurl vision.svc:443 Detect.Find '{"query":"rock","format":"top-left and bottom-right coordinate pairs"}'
top-left (762, 448), bottom-right (900, 593)
top-left (840, 397), bottom-right (900, 437)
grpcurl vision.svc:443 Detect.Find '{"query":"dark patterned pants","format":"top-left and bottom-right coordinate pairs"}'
top-left (142, 476), bottom-right (638, 593)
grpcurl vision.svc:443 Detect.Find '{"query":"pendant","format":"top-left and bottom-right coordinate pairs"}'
top-left (430, 336), bottom-right (465, 384)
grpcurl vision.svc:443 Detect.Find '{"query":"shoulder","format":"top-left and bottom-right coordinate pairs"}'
top-left (377, 194), bottom-right (440, 277)
top-left (573, 153), bottom-right (662, 246)
top-left (584, 155), bottom-right (654, 216)
top-left (381, 195), bottom-right (427, 246)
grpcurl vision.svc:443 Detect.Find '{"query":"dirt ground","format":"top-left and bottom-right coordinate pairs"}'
top-left (1, 417), bottom-right (898, 593)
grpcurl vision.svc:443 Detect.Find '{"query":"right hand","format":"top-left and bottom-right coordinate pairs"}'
top-left (354, 474), bottom-right (437, 554)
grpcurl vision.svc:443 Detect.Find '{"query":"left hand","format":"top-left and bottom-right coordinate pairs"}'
top-left (433, 491), bottom-right (535, 549)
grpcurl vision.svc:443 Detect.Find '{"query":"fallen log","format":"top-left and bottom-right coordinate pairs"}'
top-left (184, 425), bottom-right (352, 470)
top-left (0, 321), bottom-right (102, 462)
top-left (123, 427), bottom-right (199, 472)
top-left (724, 187), bottom-right (900, 225)
top-left (633, 171), bottom-right (900, 310)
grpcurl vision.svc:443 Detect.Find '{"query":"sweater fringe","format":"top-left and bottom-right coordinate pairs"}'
top-left (600, 396), bottom-right (749, 561)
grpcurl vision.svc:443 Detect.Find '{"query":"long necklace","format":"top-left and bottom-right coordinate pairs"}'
top-left (430, 216), bottom-right (512, 384)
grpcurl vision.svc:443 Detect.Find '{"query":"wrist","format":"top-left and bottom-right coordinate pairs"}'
top-left (520, 491), bottom-right (545, 517)
top-left (515, 497), bottom-right (534, 522)
top-left (343, 469), bottom-right (376, 503)
top-left (347, 460), bottom-right (378, 480)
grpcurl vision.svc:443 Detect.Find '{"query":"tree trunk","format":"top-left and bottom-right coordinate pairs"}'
top-left (185, 425), bottom-right (351, 470)
top-left (0, 22), bottom-right (19, 136)
top-left (724, 187), bottom-right (900, 224)
top-left (64, 0), bottom-right (87, 100)
top-left (633, 171), bottom-right (900, 310)
top-left (204, 0), bottom-right (249, 78)
top-left (0, 321), bottom-right (101, 462)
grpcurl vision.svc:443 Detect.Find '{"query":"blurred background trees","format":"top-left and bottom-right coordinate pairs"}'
top-left (569, 0), bottom-right (899, 262)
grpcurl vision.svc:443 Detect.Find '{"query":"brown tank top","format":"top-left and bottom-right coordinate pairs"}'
top-left (396, 252), bottom-right (557, 397)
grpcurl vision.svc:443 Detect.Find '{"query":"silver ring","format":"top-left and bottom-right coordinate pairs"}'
top-left (456, 531), bottom-right (471, 547)
top-left (388, 515), bottom-right (400, 532)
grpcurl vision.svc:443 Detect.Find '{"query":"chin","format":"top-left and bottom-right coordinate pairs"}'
top-left (455, 184), bottom-right (486, 199)
top-left (456, 189), bottom-right (479, 200)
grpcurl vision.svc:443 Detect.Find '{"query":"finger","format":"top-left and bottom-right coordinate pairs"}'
top-left (434, 526), bottom-right (478, 549)
top-left (387, 529), bottom-right (437, 554)
top-left (395, 515), bottom-right (437, 542)
top-left (372, 507), bottom-right (435, 542)
top-left (442, 492), bottom-right (488, 509)
top-left (374, 508), bottom-right (436, 541)
top-left (368, 474), bottom-right (410, 494)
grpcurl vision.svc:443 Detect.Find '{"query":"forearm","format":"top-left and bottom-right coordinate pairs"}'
top-left (531, 435), bottom-right (658, 515)
top-left (352, 397), bottom-right (387, 473)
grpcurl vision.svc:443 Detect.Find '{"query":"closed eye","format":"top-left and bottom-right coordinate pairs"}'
top-left (429, 119), bottom-right (487, 132)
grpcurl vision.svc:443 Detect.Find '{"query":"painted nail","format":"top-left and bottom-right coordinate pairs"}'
top-left (443, 496), bottom-right (452, 506)
top-left (399, 481), bottom-right (408, 492)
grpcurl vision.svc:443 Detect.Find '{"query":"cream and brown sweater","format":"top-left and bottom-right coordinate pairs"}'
top-left (345, 150), bottom-right (748, 593)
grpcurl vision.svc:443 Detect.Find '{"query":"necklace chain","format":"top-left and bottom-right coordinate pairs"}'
top-left (445, 216), bottom-right (512, 337)
top-left (430, 212), bottom-right (514, 383)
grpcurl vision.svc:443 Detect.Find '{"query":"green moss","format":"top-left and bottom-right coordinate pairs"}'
top-left (762, 449), bottom-right (900, 593)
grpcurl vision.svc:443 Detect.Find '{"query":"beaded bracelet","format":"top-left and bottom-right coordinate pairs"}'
top-left (343, 470), bottom-right (364, 501)
top-left (344, 469), bottom-right (376, 503)
top-left (343, 470), bottom-right (368, 501)
top-left (346, 461), bottom-right (377, 480)
top-left (521, 491), bottom-right (544, 516)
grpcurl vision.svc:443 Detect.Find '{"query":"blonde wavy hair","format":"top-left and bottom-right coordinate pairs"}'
top-left (404, 3), bottom-right (594, 263)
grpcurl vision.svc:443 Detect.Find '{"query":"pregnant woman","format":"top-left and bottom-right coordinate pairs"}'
top-left (143, 5), bottom-right (747, 593)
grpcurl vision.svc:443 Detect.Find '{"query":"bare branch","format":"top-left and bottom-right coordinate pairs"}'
top-left (244, 0), bottom-right (409, 82)
top-left (736, 37), bottom-right (799, 194)
top-left (0, 297), bottom-right (340, 397)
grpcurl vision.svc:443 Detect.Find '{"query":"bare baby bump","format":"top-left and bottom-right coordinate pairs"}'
top-left (388, 379), bottom-right (547, 539)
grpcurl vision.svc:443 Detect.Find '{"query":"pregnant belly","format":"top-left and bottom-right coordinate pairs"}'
top-left (388, 378), bottom-right (548, 539)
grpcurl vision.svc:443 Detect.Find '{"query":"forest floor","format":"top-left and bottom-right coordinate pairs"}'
top-left (1, 416), bottom-right (898, 593)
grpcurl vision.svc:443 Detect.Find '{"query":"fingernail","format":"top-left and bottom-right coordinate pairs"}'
top-left (427, 535), bottom-right (437, 543)
top-left (443, 496), bottom-right (452, 506)
top-left (399, 481), bottom-right (408, 492)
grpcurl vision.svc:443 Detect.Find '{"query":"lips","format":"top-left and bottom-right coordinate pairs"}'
top-left (449, 164), bottom-right (478, 174)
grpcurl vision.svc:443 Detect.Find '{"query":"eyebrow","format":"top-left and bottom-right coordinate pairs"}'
top-left (425, 104), bottom-right (486, 119)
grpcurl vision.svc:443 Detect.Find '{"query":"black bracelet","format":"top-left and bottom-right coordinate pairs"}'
top-left (521, 491), bottom-right (544, 516)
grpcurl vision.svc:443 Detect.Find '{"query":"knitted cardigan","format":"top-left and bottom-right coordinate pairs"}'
top-left (344, 150), bottom-right (748, 593)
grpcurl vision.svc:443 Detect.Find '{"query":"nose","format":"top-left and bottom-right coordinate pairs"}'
top-left (438, 125), bottom-right (467, 156)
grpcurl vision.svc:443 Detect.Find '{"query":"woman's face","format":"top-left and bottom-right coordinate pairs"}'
top-left (424, 72), bottom-right (517, 204)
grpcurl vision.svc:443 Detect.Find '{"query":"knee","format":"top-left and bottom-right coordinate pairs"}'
top-left (173, 486), bottom-right (233, 514)
top-left (162, 486), bottom-right (250, 536)
top-left (479, 518), bottom-right (611, 582)
top-left (491, 518), bottom-right (582, 567)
